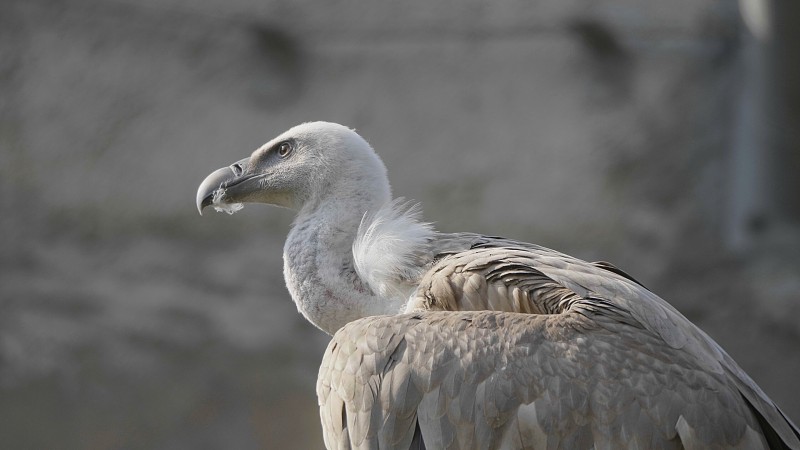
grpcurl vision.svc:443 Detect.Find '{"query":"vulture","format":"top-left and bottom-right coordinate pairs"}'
top-left (196, 122), bottom-right (800, 449)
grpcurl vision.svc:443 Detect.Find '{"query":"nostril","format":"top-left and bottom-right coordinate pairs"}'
top-left (231, 163), bottom-right (244, 177)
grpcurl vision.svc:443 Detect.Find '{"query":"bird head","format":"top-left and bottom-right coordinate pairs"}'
top-left (196, 121), bottom-right (391, 215)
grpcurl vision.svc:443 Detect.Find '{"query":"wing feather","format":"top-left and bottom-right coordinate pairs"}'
top-left (318, 311), bottom-right (786, 449)
top-left (322, 233), bottom-right (799, 449)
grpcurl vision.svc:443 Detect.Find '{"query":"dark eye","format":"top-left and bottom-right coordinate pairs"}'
top-left (277, 141), bottom-right (292, 158)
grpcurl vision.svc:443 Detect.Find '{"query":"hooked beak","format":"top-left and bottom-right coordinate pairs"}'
top-left (196, 157), bottom-right (254, 215)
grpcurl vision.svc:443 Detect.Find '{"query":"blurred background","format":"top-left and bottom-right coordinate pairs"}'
top-left (1, 0), bottom-right (799, 448)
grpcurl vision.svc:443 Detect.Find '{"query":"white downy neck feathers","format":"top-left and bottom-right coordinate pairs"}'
top-left (353, 199), bottom-right (437, 302)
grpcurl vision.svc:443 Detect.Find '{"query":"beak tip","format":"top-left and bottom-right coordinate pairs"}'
top-left (196, 190), bottom-right (210, 216)
top-left (197, 166), bottom-right (231, 217)
top-left (197, 159), bottom-right (250, 217)
top-left (196, 186), bottom-right (216, 217)
top-left (196, 194), bottom-right (214, 216)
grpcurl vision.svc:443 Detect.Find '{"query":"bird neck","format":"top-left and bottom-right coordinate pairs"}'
top-left (283, 192), bottom-right (398, 335)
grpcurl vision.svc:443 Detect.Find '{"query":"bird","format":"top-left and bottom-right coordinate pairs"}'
top-left (196, 121), bottom-right (800, 449)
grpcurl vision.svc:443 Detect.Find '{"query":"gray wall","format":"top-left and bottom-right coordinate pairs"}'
top-left (1, 0), bottom-right (797, 448)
